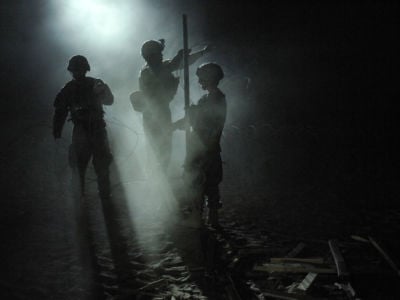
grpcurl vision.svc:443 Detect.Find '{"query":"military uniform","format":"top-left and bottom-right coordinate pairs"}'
top-left (137, 40), bottom-right (210, 171)
top-left (139, 60), bottom-right (179, 170)
top-left (186, 88), bottom-right (227, 209)
top-left (53, 76), bottom-right (114, 198)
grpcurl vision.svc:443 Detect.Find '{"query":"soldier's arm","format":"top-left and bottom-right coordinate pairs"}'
top-left (205, 98), bottom-right (227, 147)
top-left (188, 45), bottom-right (211, 66)
top-left (53, 88), bottom-right (69, 139)
top-left (168, 50), bottom-right (184, 71)
top-left (214, 99), bottom-right (227, 131)
top-left (169, 46), bottom-right (211, 71)
top-left (138, 70), bottom-right (148, 93)
top-left (171, 117), bottom-right (186, 130)
top-left (94, 79), bottom-right (114, 105)
top-left (139, 69), bottom-right (155, 98)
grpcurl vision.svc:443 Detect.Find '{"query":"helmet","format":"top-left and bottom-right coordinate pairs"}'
top-left (141, 39), bottom-right (165, 59)
top-left (67, 55), bottom-right (90, 72)
top-left (196, 63), bottom-right (224, 83)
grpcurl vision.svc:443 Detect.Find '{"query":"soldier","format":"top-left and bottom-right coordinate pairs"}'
top-left (133, 39), bottom-right (211, 172)
top-left (53, 55), bottom-right (114, 200)
top-left (173, 63), bottom-right (226, 227)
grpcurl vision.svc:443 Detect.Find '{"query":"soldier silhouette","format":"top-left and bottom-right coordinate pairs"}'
top-left (131, 39), bottom-right (211, 172)
top-left (173, 63), bottom-right (226, 227)
top-left (53, 55), bottom-right (114, 201)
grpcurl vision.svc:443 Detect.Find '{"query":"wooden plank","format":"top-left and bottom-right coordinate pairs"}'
top-left (270, 258), bottom-right (324, 265)
top-left (328, 239), bottom-right (349, 279)
top-left (137, 279), bottom-right (167, 291)
top-left (286, 242), bottom-right (306, 258)
top-left (254, 263), bottom-right (336, 274)
top-left (369, 236), bottom-right (400, 277)
top-left (350, 235), bottom-right (369, 243)
top-left (297, 272), bottom-right (318, 291)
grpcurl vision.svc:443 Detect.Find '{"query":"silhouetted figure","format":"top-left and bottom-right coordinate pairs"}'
top-left (53, 55), bottom-right (114, 199)
top-left (131, 39), bottom-right (210, 172)
top-left (52, 55), bottom-right (116, 296)
top-left (174, 63), bottom-right (226, 228)
top-left (53, 56), bottom-right (138, 291)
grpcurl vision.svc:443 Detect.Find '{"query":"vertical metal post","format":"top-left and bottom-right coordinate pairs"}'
top-left (182, 14), bottom-right (202, 228)
top-left (183, 14), bottom-right (190, 154)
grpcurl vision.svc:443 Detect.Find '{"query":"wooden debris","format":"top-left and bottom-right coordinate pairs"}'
top-left (334, 282), bottom-right (358, 299)
top-left (328, 239), bottom-right (349, 279)
top-left (286, 242), bottom-right (306, 258)
top-left (297, 272), bottom-right (318, 292)
top-left (163, 266), bottom-right (188, 276)
top-left (368, 236), bottom-right (400, 277)
top-left (137, 278), bottom-right (167, 291)
top-left (350, 235), bottom-right (369, 243)
top-left (254, 263), bottom-right (336, 274)
top-left (270, 258), bottom-right (324, 265)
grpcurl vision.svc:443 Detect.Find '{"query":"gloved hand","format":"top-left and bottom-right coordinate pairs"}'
top-left (186, 104), bottom-right (198, 122)
top-left (171, 117), bottom-right (186, 131)
top-left (177, 48), bottom-right (192, 58)
top-left (202, 45), bottom-right (214, 55)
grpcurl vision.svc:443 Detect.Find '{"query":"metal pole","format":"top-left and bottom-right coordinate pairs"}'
top-left (183, 14), bottom-right (190, 155)
top-left (182, 15), bottom-right (202, 228)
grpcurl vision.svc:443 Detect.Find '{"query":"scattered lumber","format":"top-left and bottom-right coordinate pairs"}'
top-left (297, 272), bottom-right (318, 292)
top-left (368, 236), bottom-right (400, 277)
top-left (328, 239), bottom-right (350, 279)
top-left (270, 258), bottom-right (325, 264)
top-left (286, 242), bottom-right (306, 258)
top-left (254, 263), bottom-right (336, 274)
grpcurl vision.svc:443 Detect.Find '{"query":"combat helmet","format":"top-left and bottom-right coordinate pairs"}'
top-left (67, 55), bottom-right (90, 72)
top-left (196, 63), bottom-right (224, 83)
top-left (141, 39), bottom-right (165, 59)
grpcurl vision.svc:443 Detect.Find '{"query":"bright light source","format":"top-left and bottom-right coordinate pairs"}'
top-left (49, 0), bottom-right (145, 51)
top-left (62, 0), bottom-right (125, 40)
top-left (65, 0), bottom-right (122, 38)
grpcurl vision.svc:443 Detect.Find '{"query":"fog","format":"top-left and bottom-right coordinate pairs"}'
top-left (28, 0), bottom-right (250, 254)
top-left (2, 1), bottom-right (397, 225)
top-left (1, 1), bottom-right (398, 297)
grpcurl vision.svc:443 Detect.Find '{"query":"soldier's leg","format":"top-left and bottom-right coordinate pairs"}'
top-left (71, 125), bottom-right (91, 196)
top-left (204, 154), bottom-right (223, 227)
top-left (92, 128), bottom-right (113, 199)
top-left (143, 125), bottom-right (162, 176)
top-left (159, 131), bottom-right (172, 173)
top-left (143, 118), bottom-right (172, 174)
top-left (204, 185), bottom-right (221, 228)
top-left (71, 126), bottom-right (100, 293)
top-left (92, 128), bottom-right (137, 284)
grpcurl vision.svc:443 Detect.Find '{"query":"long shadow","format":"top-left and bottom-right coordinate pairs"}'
top-left (72, 161), bottom-right (140, 299)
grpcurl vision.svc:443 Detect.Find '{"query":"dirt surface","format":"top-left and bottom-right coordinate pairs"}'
top-left (1, 116), bottom-right (400, 300)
